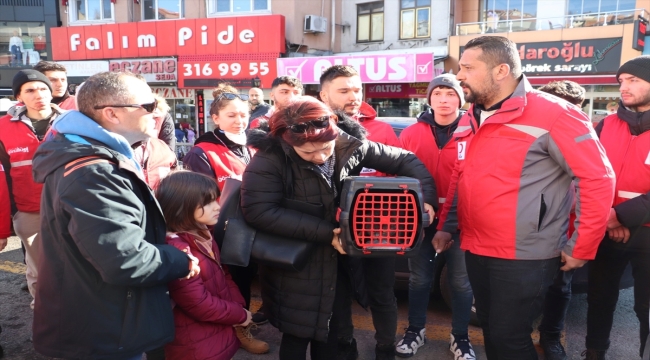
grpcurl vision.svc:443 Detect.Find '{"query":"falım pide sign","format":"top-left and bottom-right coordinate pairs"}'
top-left (462, 38), bottom-right (622, 76)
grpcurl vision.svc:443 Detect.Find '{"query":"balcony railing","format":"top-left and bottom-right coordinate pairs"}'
top-left (456, 8), bottom-right (644, 36)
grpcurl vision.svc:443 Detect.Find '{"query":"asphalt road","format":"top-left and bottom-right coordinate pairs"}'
top-left (0, 236), bottom-right (641, 359)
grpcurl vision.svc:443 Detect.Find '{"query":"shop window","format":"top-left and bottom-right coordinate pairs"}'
top-left (357, 2), bottom-right (384, 43)
top-left (143, 0), bottom-right (184, 20)
top-left (207, 0), bottom-right (269, 15)
top-left (69, 0), bottom-right (114, 22)
top-left (0, 22), bottom-right (47, 68)
top-left (400, 0), bottom-right (430, 39)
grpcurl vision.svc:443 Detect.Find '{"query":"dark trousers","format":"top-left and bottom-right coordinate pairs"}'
top-left (279, 269), bottom-right (346, 360)
top-left (586, 238), bottom-right (650, 357)
top-left (229, 262), bottom-right (258, 310)
top-left (465, 252), bottom-right (559, 360)
top-left (338, 257), bottom-right (398, 346)
top-left (538, 267), bottom-right (576, 336)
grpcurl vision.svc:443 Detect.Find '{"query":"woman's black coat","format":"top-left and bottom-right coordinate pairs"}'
top-left (241, 116), bottom-right (437, 342)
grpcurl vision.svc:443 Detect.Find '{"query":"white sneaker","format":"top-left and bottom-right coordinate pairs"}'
top-left (395, 327), bottom-right (426, 357)
top-left (450, 333), bottom-right (476, 360)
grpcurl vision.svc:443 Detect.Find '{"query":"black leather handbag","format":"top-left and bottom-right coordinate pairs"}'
top-left (216, 177), bottom-right (324, 272)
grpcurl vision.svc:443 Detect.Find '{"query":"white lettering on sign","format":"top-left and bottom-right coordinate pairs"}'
top-left (370, 85), bottom-right (402, 93)
top-left (138, 34), bottom-right (156, 48)
top-left (65, 25), bottom-right (260, 50)
top-left (521, 63), bottom-right (593, 73)
top-left (312, 57), bottom-right (408, 83)
top-left (71, 34), bottom-right (81, 51)
top-left (182, 62), bottom-right (269, 77)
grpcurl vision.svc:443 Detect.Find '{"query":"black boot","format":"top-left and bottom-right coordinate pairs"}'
top-left (337, 338), bottom-right (359, 360)
top-left (539, 332), bottom-right (567, 360)
top-left (581, 349), bottom-right (607, 360)
top-left (376, 343), bottom-right (396, 360)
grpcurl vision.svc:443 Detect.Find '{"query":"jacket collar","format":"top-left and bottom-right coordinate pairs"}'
top-left (615, 102), bottom-right (650, 136)
top-left (467, 74), bottom-right (533, 127)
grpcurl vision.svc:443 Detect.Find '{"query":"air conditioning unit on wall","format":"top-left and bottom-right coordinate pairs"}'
top-left (304, 15), bottom-right (328, 33)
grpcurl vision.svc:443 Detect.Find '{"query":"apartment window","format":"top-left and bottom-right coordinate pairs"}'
top-left (70, 0), bottom-right (113, 22)
top-left (400, 0), bottom-right (430, 39)
top-left (567, 0), bottom-right (635, 15)
top-left (481, 0), bottom-right (537, 21)
top-left (207, 0), bottom-right (269, 14)
top-left (357, 2), bottom-right (384, 42)
top-left (143, 0), bottom-right (184, 20)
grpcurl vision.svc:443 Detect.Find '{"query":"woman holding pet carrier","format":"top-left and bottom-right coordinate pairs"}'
top-left (240, 96), bottom-right (437, 360)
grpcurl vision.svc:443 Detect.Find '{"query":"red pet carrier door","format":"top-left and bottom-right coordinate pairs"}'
top-left (339, 177), bottom-right (429, 257)
top-left (352, 185), bottom-right (418, 254)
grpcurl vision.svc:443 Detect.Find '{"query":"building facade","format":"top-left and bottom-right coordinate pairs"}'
top-left (0, 0), bottom-right (59, 105)
top-left (47, 0), bottom-right (341, 134)
top-left (450, 0), bottom-right (650, 121)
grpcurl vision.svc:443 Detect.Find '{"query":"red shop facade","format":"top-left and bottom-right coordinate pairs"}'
top-left (50, 15), bottom-right (286, 135)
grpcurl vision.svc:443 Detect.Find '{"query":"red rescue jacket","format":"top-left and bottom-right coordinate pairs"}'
top-left (438, 76), bottom-right (614, 260)
top-left (598, 112), bottom-right (650, 228)
top-left (195, 142), bottom-right (254, 193)
top-left (353, 102), bottom-right (400, 176)
top-left (400, 112), bottom-right (461, 210)
top-left (0, 163), bottom-right (10, 238)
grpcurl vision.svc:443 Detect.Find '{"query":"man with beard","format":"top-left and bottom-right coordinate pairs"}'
top-left (319, 65), bottom-right (403, 360)
top-left (436, 36), bottom-right (615, 359)
top-left (33, 61), bottom-right (77, 110)
top-left (582, 56), bottom-right (650, 360)
top-left (248, 87), bottom-right (271, 123)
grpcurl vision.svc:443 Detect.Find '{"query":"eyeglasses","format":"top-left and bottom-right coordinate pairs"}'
top-left (215, 93), bottom-right (249, 102)
top-left (288, 116), bottom-right (331, 133)
top-left (94, 101), bottom-right (157, 113)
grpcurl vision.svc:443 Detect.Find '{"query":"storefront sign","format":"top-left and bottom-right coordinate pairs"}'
top-left (58, 60), bottom-right (109, 77)
top-left (366, 82), bottom-right (431, 98)
top-left (276, 53), bottom-right (436, 84)
top-left (109, 58), bottom-right (177, 83)
top-left (152, 87), bottom-right (195, 98)
top-left (177, 58), bottom-right (277, 88)
top-left (50, 15), bottom-right (285, 61)
top-left (461, 38), bottom-right (622, 76)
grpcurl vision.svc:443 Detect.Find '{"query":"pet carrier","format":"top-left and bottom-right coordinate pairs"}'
top-left (338, 176), bottom-right (430, 257)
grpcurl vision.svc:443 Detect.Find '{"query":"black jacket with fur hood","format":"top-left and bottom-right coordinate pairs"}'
top-left (241, 114), bottom-right (436, 342)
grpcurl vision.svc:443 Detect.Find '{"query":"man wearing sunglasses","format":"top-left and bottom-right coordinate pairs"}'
top-left (319, 65), bottom-right (403, 360)
top-left (249, 76), bottom-right (303, 129)
top-left (0, 70), bottom-right (64, 310)
top-left (31, 71), bottom-right (200, 360)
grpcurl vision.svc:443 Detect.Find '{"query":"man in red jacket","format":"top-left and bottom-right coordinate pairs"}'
top-left (33, 61), bottom-right (77, 110)
top-left (398, 74), bottom-right (475, 359)
top-left (319, 65), bottom-right (402, 360)
top-left (583, 55), bottom-right (650, 360)
top-left (437, 36), bottom-right (615, 359)
top-left (0, 70), bottom-right (63, 309)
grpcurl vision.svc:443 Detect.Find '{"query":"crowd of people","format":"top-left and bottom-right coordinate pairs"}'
top-left (0, 34), bottom-right (648, 360)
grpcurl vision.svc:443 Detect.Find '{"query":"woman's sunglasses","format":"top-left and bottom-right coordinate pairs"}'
top-left (94, 101), bottom-right (157, 113)
top-left (215, 93), bottom-right (250, 102)
top-left (288, 116), bottom-right (331, 133)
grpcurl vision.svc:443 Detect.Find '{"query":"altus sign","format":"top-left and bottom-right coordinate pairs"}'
top-left (51, 15), bottom-right (285, 61)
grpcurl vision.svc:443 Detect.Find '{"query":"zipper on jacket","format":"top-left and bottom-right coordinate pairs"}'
top-left (538, 194), bottom-right (547, 231)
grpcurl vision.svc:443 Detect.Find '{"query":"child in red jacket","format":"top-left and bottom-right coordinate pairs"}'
top-left (156, 171), bottom-right (256, 360)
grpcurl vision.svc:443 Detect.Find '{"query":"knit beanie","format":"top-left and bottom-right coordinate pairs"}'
top-left (12, 69), bottom-right (52, 97)
top-left (426, 73), bottom-right (465, 108)
top-left (617, 56), bottom-right (650, 84)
